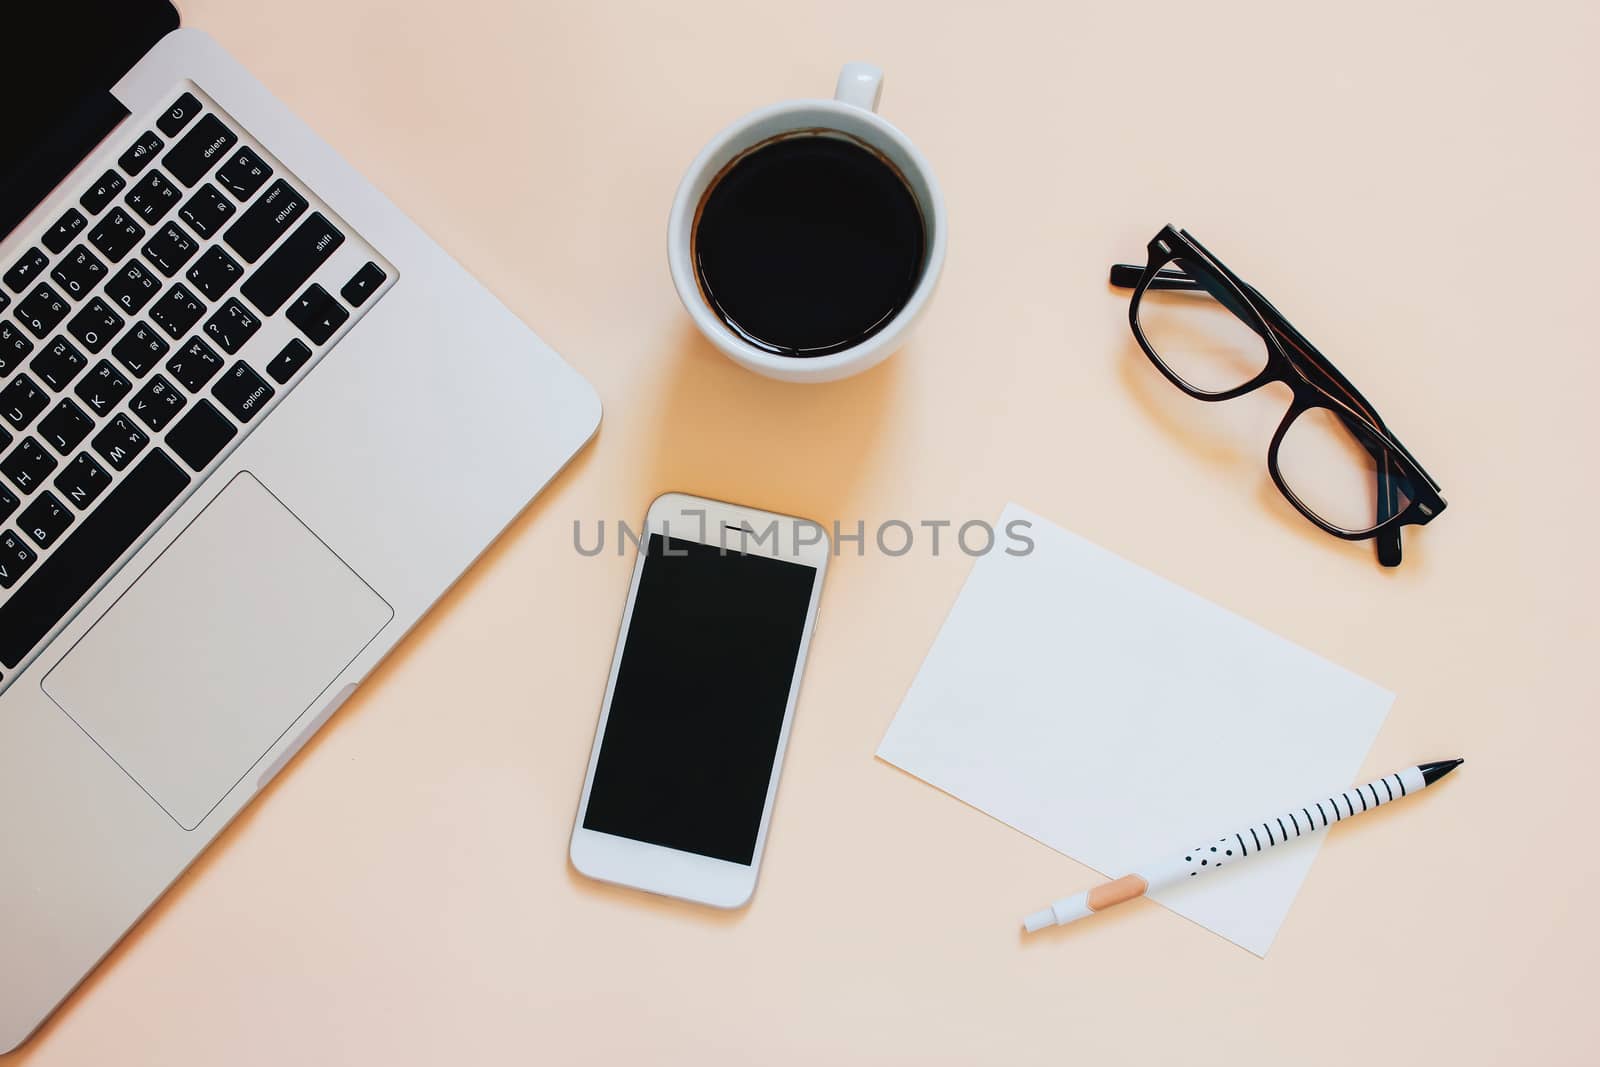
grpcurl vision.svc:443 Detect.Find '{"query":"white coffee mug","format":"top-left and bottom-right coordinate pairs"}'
top-left (667, 63), bottom-right (947, 384)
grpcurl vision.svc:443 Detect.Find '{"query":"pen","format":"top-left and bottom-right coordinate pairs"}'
top-left (1022, 758), bottom-right (1463, 933)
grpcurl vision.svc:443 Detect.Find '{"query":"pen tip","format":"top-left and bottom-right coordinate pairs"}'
top-left (1419, 758), bottom-right (1464, 785)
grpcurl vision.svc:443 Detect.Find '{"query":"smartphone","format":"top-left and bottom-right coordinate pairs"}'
top-left (569, 493), bottom-right (829, 908)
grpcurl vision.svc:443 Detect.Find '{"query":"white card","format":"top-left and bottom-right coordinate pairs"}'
top-left (877, 504), bottom-right (1393, 955)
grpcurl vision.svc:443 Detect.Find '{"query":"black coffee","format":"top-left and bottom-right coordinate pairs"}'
top-left (693, 134), bottom-right (925, 358)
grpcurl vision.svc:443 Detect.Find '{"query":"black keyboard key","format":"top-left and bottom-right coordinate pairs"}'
top-left (142, 222), bottom-right (199, 278)
top-left (75, 359), bottom-right (131, 416)
top-left (49, 243), bottom-right (107, 301)
top-left (166, 337), bottom-right (224, 392)
top-left (111, 322), bottom-right (169, 377)
top-left (0, 530), bottom-right (33, 589)
top-left (216, 146), bottom-right (273, 202)
top-left (212, 360), bottom-right (274, 422)
top-left (1, 375), bottom-right (47, 430)
top-left (66, 297), bottom-right (124, 353)
top-left (240, 212), bottom-right (343, 315)
top-left (203, 298), bottom-right (260, 355)
top-left (52, 452), bottom-right (111, 510)
top-left (37, 399), bottom-right (93, 455)
top-left (286, 284), bottom-right (349, 345)
top-left (186, 245), bottom-right (243, 300)
top-left (179, 183), bottom-right (234, 239)
top-left (265, 338), bottom-right (311, 384)
top-left (0, 449), bottom-right (189, 668)
top-left (2, 436), bottom-right (56, 494)
top-left (0, 290), bottom-right (8, 314)
top-left (124, 170), bottom-right (180, 225)
top-left (118, 130), bottom-right (164, 176)
top-left (0, 485), bottom-right (14, 523)
top-left (148, 284), bottom-right (204, 340)
top-left (157, 92), bottom-right (201, 137)
top-left (31, 337), bottom-right (86, 391)
top-left (224, 180), bottom-right (307, 262)
top-left (87, 207), bottom-right (145, 263)
top-left (104, 260), bottom-right (162, 315)
top-left (166, 399), bottom-right (236, 471)
top-left (4, 248), bottom-right (48, 294)
top-left (0, 323), bottom-right (33, 376)
top-left (162, 114), bottom-right (237, 187)
top-left (92, 413), bottom-right (147, 471)
top-left (18, 492), bottom-right (71, 549)
top-left (15, 284), bottom-right (69, 339)
top-left (340, 262), bottom-right (386, 308)
top-left (79, 170), bottom-right (125, 215)
top-left (130, 374), bottom-right (184, 431)
top-left (43, 208), bottom-right (87, 255)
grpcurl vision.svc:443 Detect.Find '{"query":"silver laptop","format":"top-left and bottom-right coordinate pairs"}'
top-left (0, 4), bottom-right (599, 1049)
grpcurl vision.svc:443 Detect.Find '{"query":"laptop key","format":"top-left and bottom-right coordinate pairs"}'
top-left (225, 180), bottom-right (307, 262)
top-left (265, 338), bottom-right (311, 384)
top-left (105, 260), bottom-right (162, 315)
top-left (79, 170), bottom-right (125, 215)
top-left (37, 399), bottom-right (94, 455)
top-left (287, 284), bottom-right (349, 345)
top-left (0, 529), bottom-right (32, 589)
top-left (149, 284), bottom-right (204, 340)
top-left (43, 208), bottom-right (86, 255)
top-left (216, 147), bottom-right (273, 202)
top-left (179, 183), bottom-right (235, 239)
top-left (157, 92), bottom-right (201, 137)
top-left (187, 246), bottom-right (244, 300)
top-left (166, 400), bottom-right (237, 472)
top-left (125, 170), bottom-right (180, 225)
top-left (53, 453), bottom-right (111, 510)
top-left (162, 114), bottom-right (238, 187)
top-left (66, 297), bottom-right (124, 354)
top-left (0, 486), bottom-right (15, 524)
top-left (0, 323), bottom-right (35, 375)
top-left (18, 492), bottom-right (71, 549)
top-left (166, 337), bottom-right (224, 393)
top-left (240, 212), bottom-right (344, 315)
top-left (50, 244), bottom-right (108, 301)
top-left (4, 248), bottom-right (49, 294)
top-left (2, 436), bottom-right (56, 493)
top-left (15, 283), bottom-right (70, 339)
top-left (76, 360), bottom-right (131, 417)
top-left (91, 414), bottom-right (148, 471)
top-left (87, 207), bottom-right (145, 263)
top-left (0, 449), bottom-right (189, 669)
top-left (340, 262), bottom-right (386, 308)
top-left (130, 374), bottom-right (185, 432)
top-left (143, 222), bottom-right (199, 277)
top-left (31, 337), bottom-right (86, 392)
top-left (204, 299), bottom-right (260, 355)
top-left (1, 375), bottom-right (48, 430)
top-left (112, 322), bottom-right (169, 377)
top-left (117, 131), bottom-right (164, 177)
top-left (212, 361), bottom-right (274, 422)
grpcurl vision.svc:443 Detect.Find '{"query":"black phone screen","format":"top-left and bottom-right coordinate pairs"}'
top-left (582, 534), bottom-right (818, 865)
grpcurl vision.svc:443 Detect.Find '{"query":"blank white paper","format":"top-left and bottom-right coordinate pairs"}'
top-left (877, 504), bottom-right (1393, 956)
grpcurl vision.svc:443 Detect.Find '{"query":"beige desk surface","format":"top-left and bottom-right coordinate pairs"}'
top-left (11, 0), bottom-right (1597, 1063)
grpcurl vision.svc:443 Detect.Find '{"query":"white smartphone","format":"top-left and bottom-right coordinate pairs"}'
top-left (569, 493), bottom-right (829, 908)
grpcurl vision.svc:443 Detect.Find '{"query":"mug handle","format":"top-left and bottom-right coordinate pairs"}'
top-left (834, 62), bottom-right (884, 112)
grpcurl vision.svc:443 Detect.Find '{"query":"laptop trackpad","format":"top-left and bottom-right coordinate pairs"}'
top-left (43, 473), bottom-right (392, 830)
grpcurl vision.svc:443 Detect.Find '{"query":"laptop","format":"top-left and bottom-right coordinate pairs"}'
top-left (0, 3), bottom-right (600, 1049)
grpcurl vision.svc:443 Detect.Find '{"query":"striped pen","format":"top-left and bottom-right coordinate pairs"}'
top-left (1022, 759), bottom-right (1463, 934)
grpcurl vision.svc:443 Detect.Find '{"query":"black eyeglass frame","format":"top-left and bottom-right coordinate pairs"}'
top-left (1110, 225), bottom-right (1446, 567)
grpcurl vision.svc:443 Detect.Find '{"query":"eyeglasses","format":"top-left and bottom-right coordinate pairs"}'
top-left (1111, 225), bottom-right (1446, 568)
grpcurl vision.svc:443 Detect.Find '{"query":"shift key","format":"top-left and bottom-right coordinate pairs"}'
top-left (240, 213), bottom-right (344, 316)
top-left (223, 180), bottom-right (307, 262)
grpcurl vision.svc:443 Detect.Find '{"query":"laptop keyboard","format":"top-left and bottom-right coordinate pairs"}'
top-left (0, 84), bottom-right (395, 687)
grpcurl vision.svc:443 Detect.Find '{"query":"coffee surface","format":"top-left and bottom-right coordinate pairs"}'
top-left (693, 135), bottom-right (924, 358)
